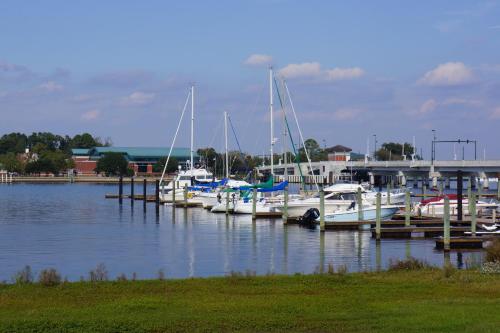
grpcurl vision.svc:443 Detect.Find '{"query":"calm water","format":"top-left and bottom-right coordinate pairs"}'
top-left (0, 183), bottom-right (483, 281)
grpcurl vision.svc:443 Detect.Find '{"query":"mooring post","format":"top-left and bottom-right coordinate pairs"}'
top-left (130, 177), bottom-right (134, 205)
top-left (155, 179), bottom-right (160, 212)
top-left (183, 184), bottom-right (188, 209)
top-left (172, 180), bottom-right (176, 206)
top-left (470, 192), bottom-right (476, 235)
top-left (405, 189), bottom-right (411, 227)
top-left (319, 187), bottom-right (325, 232)
top-left (439, 181), bottom-right (443, 196)
top-left (118, 176), bottom-right (123, 204)
top-left (225, 191), bottom-right (230, 215)
top-left (357, 187), bottom-right (363, 222)
top-left (386, 181), bottom-right (391, 205)
top-left (143, 179), bottom-right (147, 209)
top-left (457, 170), bottom-right (463, 221)
top-left (493, 208), bottom-right (497, 223)
top-left (467, 177), bottom-right (472, 199)
top-left (375, 192), bottom-right (381, 240)
top-left (444, 196), bottom-right (450, 251)
top-left (422, 183), bottom-right (426, 201)
top-left (283, 186), bottom-right (289, 224)
top-left (252, 188), bottom-right (257, 220)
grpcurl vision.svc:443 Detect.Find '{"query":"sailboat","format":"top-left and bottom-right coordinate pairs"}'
top-left (159, 85), bottom-right (215, 202)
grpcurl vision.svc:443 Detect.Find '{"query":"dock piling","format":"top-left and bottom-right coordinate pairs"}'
top-left (375, 192), bottom-right (381, 240)
top-left (386, 181), bottom-right (391, 205)
top-left (470, 192), bottom-right (476, 235)
top-left (155, 180), bottom-right (160, 213)
top-left (405, 189), bottom-right (411, 227)
top-left (118, 176), bottom-right (123, 204)
top-left (457, 170), bottom-right (463, 221)
top-left (283, 186), bottom-right (289, 224)
top-left (183, 185), bottom-right (188, 209)
top-left (357, 187), bottom-right (363, 221)
top-left (422, 183), bottom-right (427, 201)
top-left (130, 177), bottom-right (134, 205)
top-left (319, 188), bottom-right (325, 232)
top-left (443, 196), bottom-right (450, 251)
top-left (252, 188), bottom-right (257, 220)
top-left (143, 179), bottom-right (147, 209)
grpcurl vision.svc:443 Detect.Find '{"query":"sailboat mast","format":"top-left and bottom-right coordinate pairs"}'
top-left (190, 85), bottom-right (194, 176)
top-left (224, 111), bottom-right (229, 178)
top-left (269, 67), bottom-right (274, 177)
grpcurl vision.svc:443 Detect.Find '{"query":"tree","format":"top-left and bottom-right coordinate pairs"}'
top-left (70, 133), bottom-right (103, 149)
top-left (95, 152), bottom-right (130, 176)
top-left (0, 153), bottom-right (24, 173)
top-left (298, 139), bottom-right (327, 162)
top-left (0, 133), bottom-right (28, 154)
top-left (25, 158), bottom-right (57, 175)
top-left (375, 142), bottom-right (415, 161)
top-left (153, 157), bottom-right (178, 173)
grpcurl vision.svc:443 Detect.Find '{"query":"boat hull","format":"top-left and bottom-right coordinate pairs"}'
top-left (323, 207), bottom-right (399, 222)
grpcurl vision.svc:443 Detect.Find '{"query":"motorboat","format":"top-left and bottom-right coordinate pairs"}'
top-left (413, 194), bottom-right (499, 216)
top-left (320, 204), bottom-right (399, 223)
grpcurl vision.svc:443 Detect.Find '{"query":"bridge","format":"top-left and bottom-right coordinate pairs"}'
top-left (256, 160), bottom-right (500, 188)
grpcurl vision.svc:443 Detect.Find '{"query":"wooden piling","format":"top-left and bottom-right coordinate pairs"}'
top-left (405, 189), bottom-right (411, 227)
top-left (357, 187), bottom-right (363, 221)
top-left (443, 196), bottom-right (450, 251)
top-left (422, 184), bottom-right (426, 201)
top-left (252, 188), bottom-right (257, 220)
top-left (457, 170), bottom-right (463, 221)
top-left (282, 186), bottom-right (289, 224)
top-left (130, 177), bottom-right (134, 205)
top-left (470, 192), bottom-right (476, 235)
top-left (386, 181), bottom-right (391, 205)
top-left (478, 183), bottom-right (483, 200)
top-left (143, 179), bottom-right (147, 209)
top-left (375, 192), bottom-right (381, 240)
top-left (183, 185), bottom-right (188, 209)
top-left (119, 176), bottom-right (123, 204)
top-left (172, 181), bottom-right (176, 206)
top-left (155, 180), bottom-right (160, 211)
top-left (319, 188), bottom-right (325, 232)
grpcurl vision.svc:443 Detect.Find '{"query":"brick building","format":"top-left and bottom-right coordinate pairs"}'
top-left (72, 147), bottom-right (196, 175)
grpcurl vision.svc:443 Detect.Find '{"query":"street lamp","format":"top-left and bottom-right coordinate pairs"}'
top-left (431, 129), bottom-right (437, 163)
top-left (373, 134), bottom-right (377, 161)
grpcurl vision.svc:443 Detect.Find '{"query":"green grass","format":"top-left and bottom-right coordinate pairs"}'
top-left (0, 270), bottom-right (499, 332)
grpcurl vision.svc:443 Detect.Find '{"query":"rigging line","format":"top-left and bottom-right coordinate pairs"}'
top-left (207, 113), bottom-right (224, 148)
top-left (284, 80), bottom-right (319, 192)
top-left (228, 115), bottom-right (250, 174)
top-left (273, 77), bottom-right (305, 186)
top-left (159, 89), bottom-right (191, 186)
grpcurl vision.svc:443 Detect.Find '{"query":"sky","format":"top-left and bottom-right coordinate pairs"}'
top-left (1, 0), bottom-right (500, 159)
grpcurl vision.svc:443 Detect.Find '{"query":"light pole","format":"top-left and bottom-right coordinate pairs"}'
top-left (431, 129), bottom-right (437, 163)
top-left (373, 134), bottom-right (377, 161)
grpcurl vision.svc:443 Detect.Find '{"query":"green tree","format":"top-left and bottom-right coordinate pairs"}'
top-left (298, 139), bottom-right (327, 162)
top-left (0, 153), bottom-right (24, 173)
top-left (95, 152), bottom-right (130, 176)
top-left (41, 151), bottom-right (72, 174)
top-left (70, 133), bottom-right (103, 148)
top-left (375, 142), bottom-right (415, 161)
top-left (25, 158), bottom-right (57, 175)
top-left (153, 157), bottom-right (179, 173)
top-left (0, 133), bottom-right (28, 154)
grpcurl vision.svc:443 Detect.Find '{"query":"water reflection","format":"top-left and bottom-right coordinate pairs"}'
top-left (0, 184), bottom-right (486, 281)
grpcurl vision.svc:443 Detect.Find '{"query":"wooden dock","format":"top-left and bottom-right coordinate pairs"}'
top-left (435, 236), bottom-right (486, 249)
top-left (370, 226), bottom-right (470, 238)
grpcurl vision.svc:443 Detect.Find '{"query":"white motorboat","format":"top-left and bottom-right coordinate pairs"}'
top-left (320, 204), bottom-right (400, 223)
top-left (413, 194), bottom-right (498, 216)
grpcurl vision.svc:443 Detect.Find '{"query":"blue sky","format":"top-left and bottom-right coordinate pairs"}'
top-left (1, 0), bottom-right (500, 159)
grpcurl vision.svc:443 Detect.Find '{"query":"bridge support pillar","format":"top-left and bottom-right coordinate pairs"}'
top-left (483, 177), bottom-right (489, 190)
top-left (400, 174), bottom-right (406, 187)
top-left (432, 176), bottom-right (438, 189)
top-left (470, 176), bottom-right (477, 190)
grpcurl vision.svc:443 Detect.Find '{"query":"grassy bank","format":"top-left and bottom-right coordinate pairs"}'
top-left (0, 270), bottom-right (499, 332)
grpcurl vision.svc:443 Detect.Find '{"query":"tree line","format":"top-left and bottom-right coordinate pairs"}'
top-left (0, 132), bottom-right (109, 174)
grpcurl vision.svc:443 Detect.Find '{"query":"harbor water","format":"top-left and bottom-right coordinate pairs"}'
top-left (0, 183), bottom-right (484, 281)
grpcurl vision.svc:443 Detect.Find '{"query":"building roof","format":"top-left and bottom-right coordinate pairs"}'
top-left (71, 147), bottom-right (197, 162)
top-left (325, 145), bottom-right (352, 153)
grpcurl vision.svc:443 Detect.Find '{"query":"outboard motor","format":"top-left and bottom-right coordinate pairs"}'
top-left (299, 208), bottom-right (320, 228)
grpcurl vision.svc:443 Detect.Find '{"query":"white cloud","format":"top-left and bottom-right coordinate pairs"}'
top-left (120, 91), bottom-right (155, 106)
top-left (490, 107), bottom-right (500, 119)
top-left (418, 62), bottom-right (474, 86)
top-left (419, 99), bottom-right (438, 114)
top-left (278, 62), bottom-right (365, 81)
top-left (278, 62), bottom-right (322, 79)
top-left (81, 109), bottom-right (100, 121)
top-left (244, 54), bottom-right (273, 66)
top-left (326, 67), bottom-right (364, 81)
top-left (332, 108), bottom-right (361, 120)
top-left (38, 81), bottom-right (64, 92)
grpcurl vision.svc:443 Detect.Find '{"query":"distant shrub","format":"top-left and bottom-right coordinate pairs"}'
top-left (89, 263), bottom-right (108, 282)
top-left (13, 265), bottom-right (33, 284)
top-left (388, 257), bottom-right (431, 271)
top-left (442, 262), bottom-right (456, 278)
top-left (337, 264), bottom-right (348, 276)
top-left (116, 273), bottom-right (128, 282)
top-left (485, 239), bottom-right (500, 263)
top-left (157, 269), bottom-right (165, 281)
top-left (327, 263), bottom-right (335, 275)
top-left (480, 261), bottom-right (500, 274)
top-left (245, 269), bottom-right (256, 277)
top-left (38, 268), bottom-right (61, 286)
